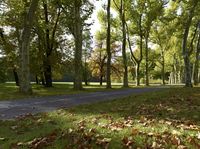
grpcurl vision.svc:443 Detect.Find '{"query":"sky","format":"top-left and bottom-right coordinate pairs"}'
top-left (90, 1), bottom-right (104, 36)
top-left (89, 0), bottom-right (118, 38)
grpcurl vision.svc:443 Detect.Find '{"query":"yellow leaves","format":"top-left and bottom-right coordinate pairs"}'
top-left (132, 128), bottom-right (139, 135)
top-left (177, 145), bottom-right (188, 149)
top-left (197, 132), bottom-right (200, 139)
top-left (171, 130), bottom-right (181, 135)
top-left (151, 141), bottom-right (162, 148)
top-left (139, 116), bottom-right (147, 123)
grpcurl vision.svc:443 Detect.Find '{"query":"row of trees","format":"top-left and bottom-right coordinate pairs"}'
top-left (0, 0), bottom-right (200, 94)
top-left (91, 0), bottom-right (200, 87)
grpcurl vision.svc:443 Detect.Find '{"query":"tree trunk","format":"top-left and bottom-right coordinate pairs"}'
top-left (43, 2), bottom-right (53, 87)
top-left (145, 35), bottom-right (149, 86)
top-left (182, 0), bottom-right (198, 87)
top-left (44, 59), bottom-right (52, 87)
top-left (73, 0), bottom-right (83, 90)
top-left (106, 0), bottom-right (112, 89)
top-left (193, 23), bottom-right (200, 85)
top-left (120, 0), bottom-right (128, 88)
top-left (135, 63), bottom-right (140, 86)
top-left (161, 50), bottom-right (165, 85)
top-left (13, 67), bottom-right (19, 86)
top-left (19, 0), bottom-right (39, 94)
top-left (35, 75), bottom-right (39, 84)
top-left (41, 73), bottom-right (45, 85)
top-left (84, 58), bottom-right (88, 86)
top-left (100, 75), bottom-right (103, 86)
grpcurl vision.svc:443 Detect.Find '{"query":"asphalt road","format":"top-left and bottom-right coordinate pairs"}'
top-left (0, 87), bottom-right (163, 120)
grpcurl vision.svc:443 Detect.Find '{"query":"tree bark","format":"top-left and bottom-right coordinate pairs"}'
top-left (84, 57), bottom-right (88, 86)
top-left (100, 74), bottom-right (103, 86)
top-left (120, 0), bottom-right (128, 87)
top-left (106, 0), bottom-right (112, 89)
top-left (135, 63), bottom-right (140, 86)
top-left (13, 67), bottom-right (19, 86)
top-left (19, 0), bottom-right (39, 94)
top-left (43, 2), bottom-right (52, 87)
top-left (182, 0), bottom-right (198, 87)
top-left (193, 23), bottom-right (200, 85)
top-left (126, 14), bottom-right (143, 86)
top-left (145, 34), bottom-right (149, 86)
top-left (35, 75), bottom-right (39, 84)
top-left (73, 0), bottom-right (83, 90)
top-left (161, 50), bottom-right (165, 85)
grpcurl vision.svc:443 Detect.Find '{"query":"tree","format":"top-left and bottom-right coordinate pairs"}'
top-left (106, 0), bottom-right (112, 89)
top-left (182, 0), bottom-right (199, 87)
top-left (193, 22), bottom-right (200, 85)
top-left (19, 0), bottom-right (39, 93)
top-left (112, 0), bottom-right (129, 87)
top-left (82, 30), bottom-right (92, 85)
top-left (59, 0), bottom-right (93, 90)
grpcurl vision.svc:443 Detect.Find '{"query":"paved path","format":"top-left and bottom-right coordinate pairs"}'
top-left (0, 87), bottom-right (163, 120)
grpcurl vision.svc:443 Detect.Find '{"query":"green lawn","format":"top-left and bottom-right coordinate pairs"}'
top-left (0, 82), bottom-right (126, 101)
top-left (0, 87), bottom-right (200, 148)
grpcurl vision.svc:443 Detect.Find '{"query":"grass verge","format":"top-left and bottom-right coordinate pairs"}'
top-left (0, 82), bottom-right (124, 101)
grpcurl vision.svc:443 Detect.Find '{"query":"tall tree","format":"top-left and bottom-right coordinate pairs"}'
top-left (113, 0), bottom-right (128, 87)
top-left (182, 0), bottom-right (199, 87)
top-left (106, 0), bottom-right (112, 88)
top-left (193, 22), bottom-right (200, 85)
top-left (42, 1), bottom-right (61, 87)
top-left (59, 0), bottom-right (93, 90)
top-left (19, 0), bottom-right (39, 93)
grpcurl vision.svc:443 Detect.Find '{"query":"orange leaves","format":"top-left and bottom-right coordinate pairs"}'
top-left (122, 136), bottom-right (134, 148)
top-left (96, 138), bottom-right (112, 149)
top-left (10, 130), bottom-right (58, 149)
top-left (171, 135), bottom-right (181, 146)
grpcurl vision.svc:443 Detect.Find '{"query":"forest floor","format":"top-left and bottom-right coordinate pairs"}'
top-left (0, 87), bottom-right (200, 148)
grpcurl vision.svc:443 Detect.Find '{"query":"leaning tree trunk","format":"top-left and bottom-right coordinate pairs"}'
top-left (193, 23), bottom-right (200, 85)
top-left (182, 0), bottom-right (198, 87)
top-left (19, 0), bottom-right (39, 94)
top-left (106, 0), bottom-right (112, 89)
top-left (73, 0), bottom-right (83, 90)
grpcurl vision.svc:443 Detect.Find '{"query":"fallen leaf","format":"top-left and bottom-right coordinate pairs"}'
top-left (171, 136), bottom-right (181, 145)
top-left (132, 128), bottom-right (139, 135)
top-left (0, 137), bottom-right (6, 141)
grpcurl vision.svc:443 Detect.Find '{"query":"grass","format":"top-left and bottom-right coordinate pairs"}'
top-left (0, 82), bottom-right (126, 101)
top-left (0, 87), bottom-right (200, 148)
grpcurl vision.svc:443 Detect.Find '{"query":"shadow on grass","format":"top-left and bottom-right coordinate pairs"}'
top-left (0, 87), bottom-right (200, 148)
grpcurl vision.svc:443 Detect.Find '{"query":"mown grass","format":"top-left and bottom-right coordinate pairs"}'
top-left (0, 87), bottom-right (200, 148)
top-left (0, 82), bottom-right (125, 101)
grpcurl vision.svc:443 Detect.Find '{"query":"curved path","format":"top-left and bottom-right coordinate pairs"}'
top-left (0, 87), bottom-right (164, 120)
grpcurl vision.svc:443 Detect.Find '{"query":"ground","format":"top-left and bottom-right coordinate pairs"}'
top-left (0, 87), bottom-right (200, 149)
top-left (0, 82), bottom-right (123, 101)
